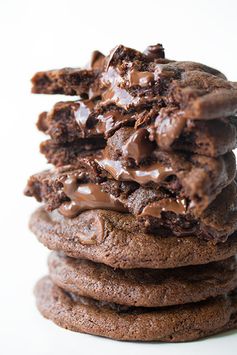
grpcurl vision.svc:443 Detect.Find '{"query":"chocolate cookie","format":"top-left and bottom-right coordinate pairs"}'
top-left (37, 99), bottom-right (237, 157)
top-left (32, 44), bottom-right (237, 157)
top-left (31, 68), bottom-right (99, 96)
top-left (25, 155), bottom-right (237, 241)
top-left (35, 277), bottom-right (237, 342)
top-left (49, 252), bottom-right (237, 307)
top-left (30, 208), bottom-right (237, 269)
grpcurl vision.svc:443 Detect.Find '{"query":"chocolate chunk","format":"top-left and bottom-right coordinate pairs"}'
top-left (143, 44), bottom-right (165, 60)
top-left (105, 45), bottom-right (148, 68)
top-left (121, 128), bottom-right (155, 164)
top-left (88, 50), bottom-right (105, 71)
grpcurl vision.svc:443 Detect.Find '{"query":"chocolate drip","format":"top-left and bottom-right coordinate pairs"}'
top-left (140, 198), bottom-right (187, 218)
top-left (122, 128), bottom-right (155, 164)
top-left (97, 158), bottom-right (174, 185)
top-left (128, 69), bottom-right (154, 87)
top-left (59, 176), bottom-right (127, 218)
top-left (96, 111), bottom-right (134, 136)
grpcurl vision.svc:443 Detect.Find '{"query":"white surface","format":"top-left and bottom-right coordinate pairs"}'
top-left (0, 0), bottom-right (237, 354)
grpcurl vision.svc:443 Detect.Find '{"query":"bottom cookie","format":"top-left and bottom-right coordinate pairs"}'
top-left (35, 276), bottom-right (237, 342)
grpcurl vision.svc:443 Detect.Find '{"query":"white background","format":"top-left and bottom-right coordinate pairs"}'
top-left (0, 0), bottom-right (237, 354)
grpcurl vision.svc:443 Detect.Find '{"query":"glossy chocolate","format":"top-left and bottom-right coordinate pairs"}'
top-left (122, 128), bottom-right (155, 163)
top-left (140, 198), bottom-right (187, 218)
top-left (128, 69), bottom-right (154, 87)
top-left (59, 175), bottom-right (127, 218)
top-left (96, 111), bottom-right (134, 136)
top-left (75, 100), bottom-right (95, 134)
top-left (97, 157), bottom-right (174, 185)
top-left (152, 112), bottom-right (187, 149)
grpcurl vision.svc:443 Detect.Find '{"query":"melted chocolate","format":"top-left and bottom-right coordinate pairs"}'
top-left (101, 66), bottom-right (123, 88)
top-left (101, 67), bottom-right (140, 108)
top-left (75, 98), bottom-right (134, 137)
top-left (140, 198), bottom-right (187, 218)
top-left (122, 128), bottom-right (155, 164)
top-left (128, 69), bottom-right (154, 87)
top-left (59, 175), bottom-right (127, 218)
top-left (97, 158), bottom-right (174, 185)
top-left (102, 85), bottom-right (139, 108)
top-left (75, 100), bottom-right (95, 134)
top-left (96, 111), bottom-right (134, 136)
top-left (153, 112), bottom-right (187, 149)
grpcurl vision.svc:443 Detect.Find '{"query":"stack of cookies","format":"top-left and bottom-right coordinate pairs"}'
top-left (25, 44), bottom-right (237, 342)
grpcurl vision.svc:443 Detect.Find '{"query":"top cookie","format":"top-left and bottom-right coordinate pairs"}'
top-left (32, 44), bottom-right (237, 157)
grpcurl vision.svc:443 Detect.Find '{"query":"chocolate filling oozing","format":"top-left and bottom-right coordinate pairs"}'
top-left (40, 122), bottom-right (237, 175)
top-left (98, 140), bottom-right (236, 216)
top-left (25, 149), bottom-right (236, 215)
top-left (33, 44), bottom-right (237, 157)
top-left (25, 152), bottom-right (237, 242)
top-left (38, 128), bottom-right (236, 219)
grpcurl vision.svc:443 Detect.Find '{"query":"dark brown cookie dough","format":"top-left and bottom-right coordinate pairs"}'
top-left (30, 207), bottom-right (237, 269)
top-left (40, 140), bottom-right (105, 168)
top-left (35, 276), bottom-right (237, 342)
top-left (31, 68), bottom-right (98, 96)
top-left (49, 252), bottom-right (237, 307)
